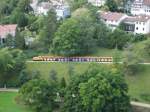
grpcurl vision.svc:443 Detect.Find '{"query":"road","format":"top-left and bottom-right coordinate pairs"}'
top-left (0, 88), bottom-right (19, 92)
top-left (27, 61), bottom-right (150, 65)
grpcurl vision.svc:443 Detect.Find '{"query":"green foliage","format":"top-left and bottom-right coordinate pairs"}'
top-left (15, 31), bottom-right (26, 49)
top-left (19, 79), bottom-right (56, 112)
top-left (19, 69), bottom-right (41, 86)
top-left (108, 29), bottom-right (131, 49)
top-left (49, 69), bottom-right (58, 82)
top-left (0, 48), bottom-right (25, 87)
top-left (123, 44), bottom-right (142, 75)
top-left (0, 0), bottom-right (19, 16)
top-left (52, 9), bottom-right (96, 56)
top-left (5, 34), bottom-right (15, 47)
top-left (67, 0), bottom-right (87, 11)
top-left (17, 0), bottom-right (32, 13)
top-left (39, 9), bottom-right (57, 52)
top-left (94, 21), bottom-right (111, 47)
top-left (63, 66), bottom-right (131, 112)
top-left (17, 13), bottom-right (28, 27)
top-left (143, 39), bottom-right (150, 57)
top-left (60, 77), bottom-right (66, 88)
top-left (106, 0), bottom-right (118, 12)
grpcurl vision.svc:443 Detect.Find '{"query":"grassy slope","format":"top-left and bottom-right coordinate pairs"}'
top-left (26, 62), bottom-right (150, 103)
top-left (125, 65), bottom-right (150, 103)
top-left (0, 92), bottom-right (32, 112)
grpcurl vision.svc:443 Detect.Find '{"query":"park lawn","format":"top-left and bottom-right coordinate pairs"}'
top-left (27, 62), bottom-right (109, 82)
top-left (0, 92), bottom-right (33, 112)
top-left (26, 62), bottom-right (150, 103)
top-left (125, 65), bottom-right (150, 103)
top-left (91, 47), bottom-right (123, 57)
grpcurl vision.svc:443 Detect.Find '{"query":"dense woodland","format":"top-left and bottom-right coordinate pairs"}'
top-left (0, 0), bottom-right (150, 112)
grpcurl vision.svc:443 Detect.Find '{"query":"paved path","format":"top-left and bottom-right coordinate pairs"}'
top-left (0, 88), bottom-right (150, 109)
top-left (131, 101), bottom-right (150, 108)
top-left (0, 88), bottom-right (19, 92)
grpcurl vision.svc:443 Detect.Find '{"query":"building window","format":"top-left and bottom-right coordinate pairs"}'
top-left (143, 28), bottom-right (144, 31)
top-left (136, 27), bottom-right (138, 30)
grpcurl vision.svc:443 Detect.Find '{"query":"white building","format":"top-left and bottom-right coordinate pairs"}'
top-left (0, 24), bottom-right (17, 44)
top-left (100, 11), bottom-right (127, 30)
top-left (123, 15), bottom-right (150, 34)
top-left (131, 0), bottom-right (150, 15)
top-left (36, 2), bottom-right (51, 15)
top-left (88, 0), bottom-right (106, 7)
top-left (55, 5), bottom-right (70, 19)
top-left (30, 0), bottom-right (70, 19)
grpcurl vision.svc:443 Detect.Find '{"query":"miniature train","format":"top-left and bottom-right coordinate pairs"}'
top-left (32, 56), bottom-right (113, 62)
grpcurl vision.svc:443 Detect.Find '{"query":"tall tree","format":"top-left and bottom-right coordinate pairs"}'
top-left (63, 66), bottom-right (131, 112)
top-left (106, 0), bottom-right (118, 12)
top-left (19, 79), bottom-right (56, 112)
top-left (15, 31), bottom-right (26, 49)
top-left (17, 0), bottom-right (32, 13)
top-left (39, 9), bottom-right (57, 51)
top-left (108, 29), bottom-right (131, 49)
top-left (52, 8), bottom-right (96, 56)
top-left (0, 48), bottom-right (25, 87)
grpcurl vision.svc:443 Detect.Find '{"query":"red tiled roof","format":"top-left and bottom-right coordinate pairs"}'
top-left (0, 24), bottom-right (17, 38)
top-left (143, 0), bottom-right (150, 6)
top-left (124, 15), bottom-right (150, 23)
top-left (100, 11), bottom-right (126, 21)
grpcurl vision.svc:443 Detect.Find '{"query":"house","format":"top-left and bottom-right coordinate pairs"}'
top-left (123, 15), bottom-right (150, 34)
top-left (131, 0), bottom-right (150, 15)
top-left (88, 0), bottom-right (106, 7)
top-left (30, 0), bottom-right (70, 19)
top-left (36, 2), bottom-right (52, 15)
top-left (0, 24), bottom-right (17, 44)
top-left (100, 11), bottom-right (127, 30)
top-left (55, 5), bottom-right (70, 20)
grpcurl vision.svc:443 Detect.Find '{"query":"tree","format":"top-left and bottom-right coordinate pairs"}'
top-left (94, 21), bottom-right (111, 47)
top-left (67, 0), bottom-right (87, 11)
top-left (17, 12), bottom-right (28, 27)
top-left (123, 44), bottom-right (142, 75)
top-left (60, 77), bottom-right (66, 88)
top-left (59, 77), bottom-right (66, 97)
top-left (68, 65), bottom-right (75, 77)
top-left (49, 69), bottom-right (58, 82)
top-left (0, 48), bottom-right (25, 87)
top-left (63, 66), bottom-right (131, 112)
top-left (51, 15), bottom-right (96, 56)
top-left (105, 0), bottom-right (118, 12)
top-left (39, 9), bottom-right (57, 51)
top-left (17, 0), bottom-right (32, 13)
top-left (143, 39), bottom-right (150, 57)
top-left (19, 79), bottom-right (56, 112)
top-left (5, 34), bottom-right (15, 47)
top-left (19, 70), bottom-right (41, 86)
top-left (108, 29), bottom-right (131, 49)
top-left (0, 48), bottom-right (14, 86)
top-left (15, 31), bottom-right (26, 49)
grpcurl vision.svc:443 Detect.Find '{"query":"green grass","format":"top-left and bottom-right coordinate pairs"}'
top-left (0, 92), bottom-right (32, 112)
top-left (26, 62), bottom-right (150, 103)
top-left (27, 62), bottom-right (107, 81)
top-left (125, 65), bottom-right (150, 103)
top-left (91, 47), bottom-right (123, 57)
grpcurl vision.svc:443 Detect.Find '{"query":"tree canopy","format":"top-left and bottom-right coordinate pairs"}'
top-left (63, 65), bottom-right (131, 112)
